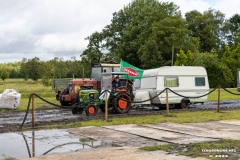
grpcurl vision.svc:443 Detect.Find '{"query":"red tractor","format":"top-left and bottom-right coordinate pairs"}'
top-left (56, 79), bottom-right (98, 106)
top-left (53, 63), bottom-right (120, 106)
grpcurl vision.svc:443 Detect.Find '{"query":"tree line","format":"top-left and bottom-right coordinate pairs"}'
top-left (0, 0), bottom-right (240, 88)
top-left (0, 57), bottom-right (91, 86)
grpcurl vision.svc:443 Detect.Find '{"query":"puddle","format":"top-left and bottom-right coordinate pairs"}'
top-left (0, 129), bottom-right (102, 159)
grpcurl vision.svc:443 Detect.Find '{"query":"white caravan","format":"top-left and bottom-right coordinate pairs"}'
top-left (133, 66), bottom-right (209, 108)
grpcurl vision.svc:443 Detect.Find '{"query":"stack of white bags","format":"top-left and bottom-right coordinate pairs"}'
top-left (0, 89), bottom-right (21, 109)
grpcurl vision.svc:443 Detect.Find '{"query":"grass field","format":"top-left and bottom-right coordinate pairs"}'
top-left (0, 78), bottom-right (240, 112)
top-left (0, 79), bottom-right (58, 111)
top-left (208, 88), bottom-right (240, 101)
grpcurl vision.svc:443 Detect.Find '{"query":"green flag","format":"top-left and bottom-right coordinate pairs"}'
top-left (120, 60), bottom-right (144, 80)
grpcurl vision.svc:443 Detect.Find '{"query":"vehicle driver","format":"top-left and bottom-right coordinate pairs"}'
top-left (112, 76), bottom-right (122, 88)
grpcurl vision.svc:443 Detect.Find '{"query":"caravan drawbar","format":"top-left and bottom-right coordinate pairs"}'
top-left (133, 66), bottom-right (210, 108)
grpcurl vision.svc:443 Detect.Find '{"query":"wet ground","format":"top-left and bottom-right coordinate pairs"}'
top-left (0, 99), bottom-right (240, 133)
top-left (1, 98), bottom-right (240, 160)
top-left (21, 119), bottom-right (240, 160)
top-left (0, 129), bottom-right (102, 160)
top-left (0, 99), bottom-right (239, 159)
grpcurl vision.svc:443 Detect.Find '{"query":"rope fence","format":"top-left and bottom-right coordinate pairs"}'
top-left (19, 86), bottom-right (240, 129)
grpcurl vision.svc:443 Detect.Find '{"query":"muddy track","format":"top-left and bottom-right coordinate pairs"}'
top-left (0, 99), bottom-right (240, 133)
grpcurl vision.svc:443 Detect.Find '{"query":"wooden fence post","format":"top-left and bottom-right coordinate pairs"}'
top-left (105, 91), bottom-right (108, 121)
top-left (166, 88), bottom-right (169, 115)
top-left (218, 86), bottom-right (221, 112)
top-left (32, 95), bottom-right (35, 128)
top-left (32, 131), bottom-right (35, 157)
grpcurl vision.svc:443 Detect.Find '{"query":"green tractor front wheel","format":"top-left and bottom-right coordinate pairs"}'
top-left (85, 105), bottom-right (98, 116)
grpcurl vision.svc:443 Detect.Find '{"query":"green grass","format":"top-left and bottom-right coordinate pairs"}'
top-left (139, 139), bottom-right (240, 160)
top-left (0, 79), bottom-right (58, 112)
top-left (208, 88), bottom-right (240, 101)
top-left (140, 144), bottom-right (172, 151)
top-left (39, 109), bottom-right (240, 130)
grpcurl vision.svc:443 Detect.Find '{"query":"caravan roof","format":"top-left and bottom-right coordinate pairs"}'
top-left (142, 66), bottom-right (207, 78)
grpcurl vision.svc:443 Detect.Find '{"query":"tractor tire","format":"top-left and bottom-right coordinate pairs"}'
top-left (72, 106), bottom-right (83, 115)
top-left (85, 105), bottom-right (98, 116)
top-left (99, 104), bottom-right (116, 114)
top-left (99, 104), bottom-right (105, 113)
top-left (60, 100), bottom-right (68, 106)
top-left (60, 100), bottom-right (73, 106)
top-left (113, 92), bottom-right (132, 114)
top-left (99, 105), bottom-right (116, 114)
top-left (74, 92), bottom-right (80, 104)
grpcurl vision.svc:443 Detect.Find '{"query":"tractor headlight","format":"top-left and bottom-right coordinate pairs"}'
top-left (89, 93), bottom-right (94, 100)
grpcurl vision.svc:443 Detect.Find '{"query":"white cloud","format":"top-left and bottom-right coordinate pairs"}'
top-left (164, 0), bottom-right (239, 18)
top-left (161, 0), bottom-right (211, 16)
top-left (214, 0), bottom-right (240, 18)
top-left (0, 0), bottom-right (132, 63)
top-left (0, 0), bottom-right (239, 63)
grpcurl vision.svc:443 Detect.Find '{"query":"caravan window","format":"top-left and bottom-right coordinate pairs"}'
top-left (141, 77), bottom-right (156, 89)
top-left (195, 77), bottom-right (205, 86)
top-left (164, 77), bottom-right (179, 87)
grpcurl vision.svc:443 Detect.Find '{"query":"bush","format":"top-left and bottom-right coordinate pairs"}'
top-left (42, 77), bottom-right (52, 86)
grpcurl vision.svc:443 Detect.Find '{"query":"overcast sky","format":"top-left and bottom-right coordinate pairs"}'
top-left (0, 0), bottom-right (239, 63)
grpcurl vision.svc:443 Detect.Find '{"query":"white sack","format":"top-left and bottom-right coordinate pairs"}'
top-left (0, 89), bottom-right (21, 109)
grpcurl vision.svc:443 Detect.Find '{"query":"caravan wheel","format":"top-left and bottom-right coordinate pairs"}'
top-left (181, 100), bottom-right (189, 109)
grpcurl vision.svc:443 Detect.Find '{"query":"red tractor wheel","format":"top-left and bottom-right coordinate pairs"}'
top-left (85, 105), bottom-right (98, 116)
top-left (113, 92), bottom-right (131, 114)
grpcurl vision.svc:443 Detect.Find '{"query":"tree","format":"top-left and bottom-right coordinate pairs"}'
top-left (0, 67), bottom-right (9, 81)
top-left (83, 0), bottom-right (199, 68)
top-left (142, 16), bottom-right (199, 67)
top-left (174, 49), bottom-right (188, 66)
top-left (81, 32), bottom-right (105, 65)
top-left (66, 60), bottom-right (83, 78)
top-left (40, 61), bottom-right (53, 86)
top-left (20, 61), bottom-right (29, 80)
top-left (175, 49), bottom-right (233, 87)
top-left (185, 9), bottom-right (225, 53)
top-left (0, 62), bottom-right (21, 78)
top-left (20, 57), bottom-right (42, 81)
top-left (221, 44), bottom-right (240, 87)
top-left (223, 14), bottom-right (240, 48)
top-left (50, 57), bottom-right (68, 78)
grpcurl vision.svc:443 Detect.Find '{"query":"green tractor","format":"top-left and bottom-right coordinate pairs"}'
top-left (71, 72), bottom-right (134, 116)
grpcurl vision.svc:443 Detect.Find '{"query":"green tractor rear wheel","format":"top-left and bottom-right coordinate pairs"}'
top-left (112, 92), bottom-right (131, 114)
